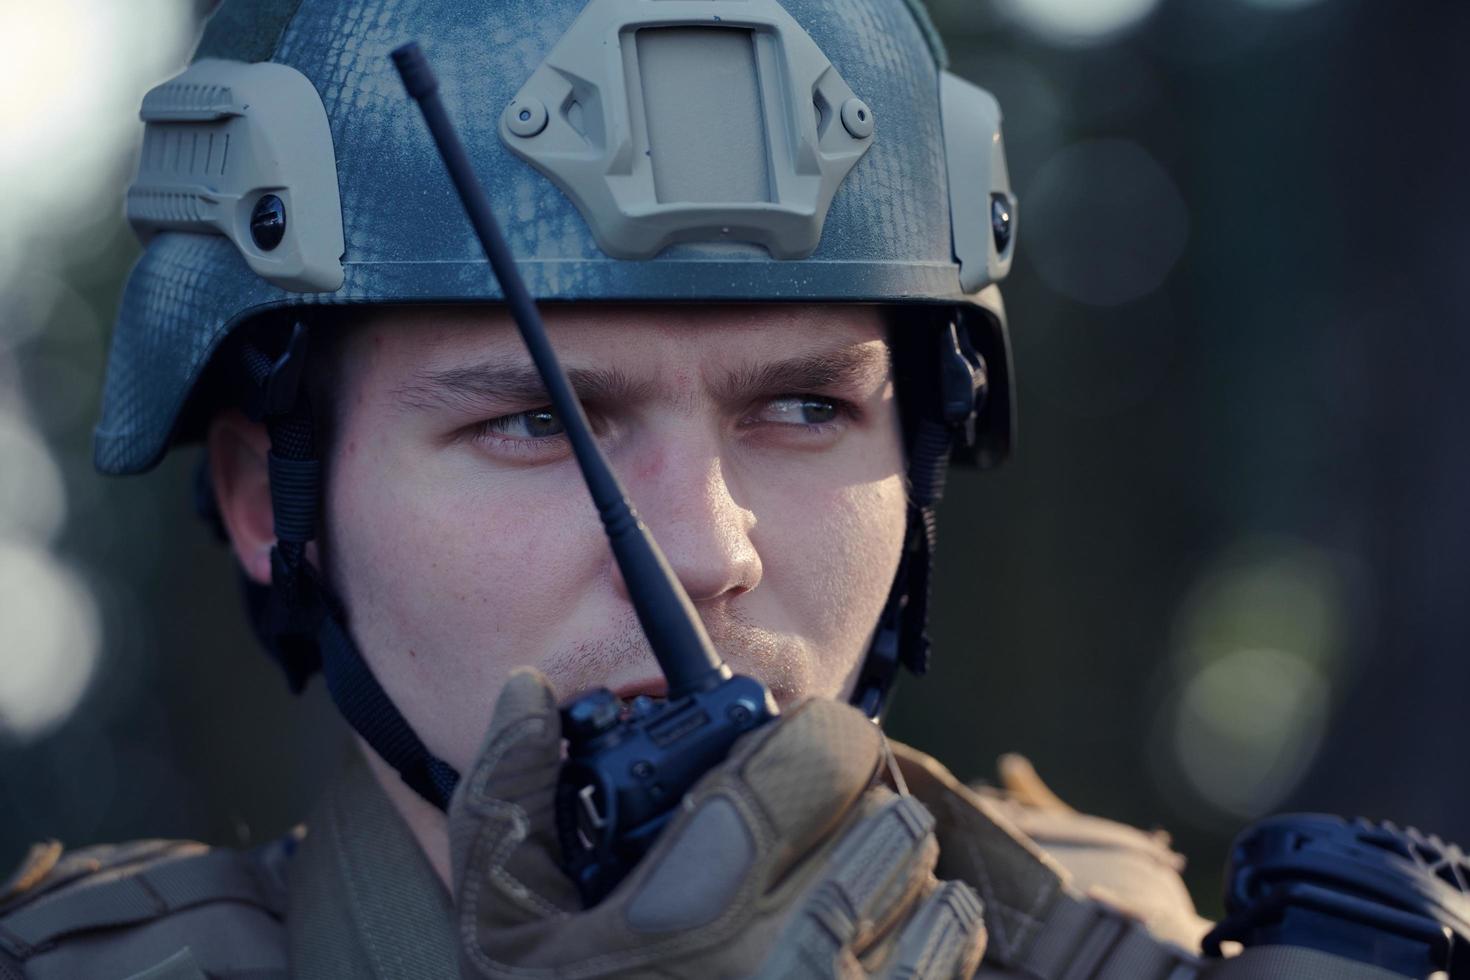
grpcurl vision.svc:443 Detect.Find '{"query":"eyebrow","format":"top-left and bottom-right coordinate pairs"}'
top-left (710, 344), bottom-right (891, 402)
top-left (393, 343), bottom-right (890, 414)
top-left (392, 363), bottom-right (651, 414)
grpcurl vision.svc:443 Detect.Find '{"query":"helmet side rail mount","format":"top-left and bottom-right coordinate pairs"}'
top-left (127, 59), bottom-right (345, 292)
top-left (393, 42), bottom-right (780, 908)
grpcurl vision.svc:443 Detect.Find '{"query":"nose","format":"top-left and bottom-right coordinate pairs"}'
top-left (609, 445), bottom-right (762, 606)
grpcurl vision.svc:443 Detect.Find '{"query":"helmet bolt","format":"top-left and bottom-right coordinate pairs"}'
top-left (840, 97), bottom-right (873, 139)
top-left (990, 193), bottom-right (1013, 254)
top-left (250, 194), bottom-right (287, 251)
top-left (504, 97), bottom-right (548, 137)
top-left (631, 760), bottom-right (655, 780)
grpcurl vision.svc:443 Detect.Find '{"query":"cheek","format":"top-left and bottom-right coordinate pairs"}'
top-left (331, 425), bottom-right (585, 610)
top-left (744, 441), bottom-right (908, 685)
top-left (788, 475), bottom-right (907, 633)
top-left (322, 424), bottom-right (605, 769)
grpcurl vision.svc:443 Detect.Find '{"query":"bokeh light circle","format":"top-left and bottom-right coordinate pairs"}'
top-left (1023, 139), bottom-right (1189, 307)
top-left (1170, 647), bottom-right (1330, 818)
top-left (1154, 539), bottom-right (1358, 823)
top-left (998, 0), bottom-right (1162, 47)
top-left (0, 543), bottom-right (101, 739)
top-left (0, 0), bottom-right (196, 262)
top-left (1235, 0), bottom-right (1328, 9)
top-left (0, 413), bottom-right (67, 544)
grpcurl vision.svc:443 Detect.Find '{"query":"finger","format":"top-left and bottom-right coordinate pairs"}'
top-left (881, 880), bottom-right (987, 980)
top-left (450, 667), bottom-right (576, 931)
top-left (760, 794), bottom-right (940, 978)
top-left (454, 667), bottom-right (562, 818)
top-left (831, 795), bottom-right (939, 951)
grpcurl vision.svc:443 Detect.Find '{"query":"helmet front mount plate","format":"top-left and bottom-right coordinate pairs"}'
top-left (499, 0), bottom-right (875, 260)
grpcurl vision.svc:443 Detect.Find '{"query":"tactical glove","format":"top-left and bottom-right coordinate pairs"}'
top-left (448, 668), bottom-right (987, 979)
top-left (890, 743), bottom-right (1207, 978)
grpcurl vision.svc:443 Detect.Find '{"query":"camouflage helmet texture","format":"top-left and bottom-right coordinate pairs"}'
top-left (96, 0), bottom-right (1017, 477)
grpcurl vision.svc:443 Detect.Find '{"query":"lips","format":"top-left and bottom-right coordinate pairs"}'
top-left (612, 678), bottom-right (669, 702)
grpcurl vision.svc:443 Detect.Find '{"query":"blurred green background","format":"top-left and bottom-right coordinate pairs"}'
top-left (2, 0), bottom-right (1466, 917)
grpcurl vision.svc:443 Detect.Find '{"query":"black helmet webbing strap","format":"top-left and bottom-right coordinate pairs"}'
top-left (242, 323), bottom-right (459, 811)
top-left (850, 430), bottom-right (944, 719)
top-left (850, 318), bottom-right (986, 719)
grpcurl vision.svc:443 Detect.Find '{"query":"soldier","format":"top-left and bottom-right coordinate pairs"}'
top-left (0, 1), bottom-right (1432, 978)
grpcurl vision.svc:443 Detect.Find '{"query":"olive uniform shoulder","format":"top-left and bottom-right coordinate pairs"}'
top-left (0, 833), bottom-right (297, 980)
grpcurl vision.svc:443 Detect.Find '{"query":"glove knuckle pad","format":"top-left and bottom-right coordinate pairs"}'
top-left (825, 796), bottom-right (938, 921)
top-left (886, 880), bottom-right (987, 979)
top-left (765, 795), bottom-right (942, 976)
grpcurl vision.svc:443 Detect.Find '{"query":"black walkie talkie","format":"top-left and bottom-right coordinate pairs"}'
top-left (392, 43), bottom-right (779, 907)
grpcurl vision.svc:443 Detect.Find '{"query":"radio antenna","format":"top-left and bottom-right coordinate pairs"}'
top-left (392, 43), bottom-right (728, 699)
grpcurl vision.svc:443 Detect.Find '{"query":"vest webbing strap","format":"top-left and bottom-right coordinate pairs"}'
top-left (1200, 946), bottom-right (1413, 980)
top-left (0, 851), bottom-right (279, 956)
top-left (1014, 893), bottom-right (1199, 979)
top-left (1004, 892), bottom-right (1414, 980)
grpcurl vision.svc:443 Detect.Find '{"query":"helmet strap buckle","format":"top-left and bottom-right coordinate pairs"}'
top-left (938, 320), bottom-right (989, 450)
top-left (246, 321), bottom-right (310, 421)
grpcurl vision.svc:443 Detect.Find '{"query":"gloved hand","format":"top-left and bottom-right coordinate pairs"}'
top-left (448, 668), bottom-right (987, 979)
top-left (889, 743), bottom-right (1207, 977)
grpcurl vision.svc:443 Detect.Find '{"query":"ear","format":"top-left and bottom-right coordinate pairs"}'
top-left (208, 409), bottom-right (274, 585)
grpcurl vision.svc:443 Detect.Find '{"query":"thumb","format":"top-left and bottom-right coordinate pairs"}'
top-left (449, 667), bottom-right (579, 928)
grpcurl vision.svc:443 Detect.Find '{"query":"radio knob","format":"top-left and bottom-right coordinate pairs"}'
top-left (563, 689), bottom-right (622, 744)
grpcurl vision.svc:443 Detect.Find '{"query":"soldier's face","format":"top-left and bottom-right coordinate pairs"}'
top-left (311, 303), bottom-right (906, 775)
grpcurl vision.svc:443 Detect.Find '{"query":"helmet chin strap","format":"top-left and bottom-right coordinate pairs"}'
top-left (850, 319), bottom-right (986, 720)
top-left (238, 321), bottom-right (460, 811)
top-left (224, 315), bottom-right (982, 810)
top-left (851, 430), bottom-right (946, 720)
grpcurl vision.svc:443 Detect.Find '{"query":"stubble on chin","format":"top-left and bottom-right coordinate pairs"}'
top-left (537, 607), bottom-right (822, 707)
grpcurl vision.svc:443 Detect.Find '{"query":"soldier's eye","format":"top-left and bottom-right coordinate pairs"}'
top-left (749, 396), bottom-right (843, 427)
top-left (481, 408), bottom-right (566, 440)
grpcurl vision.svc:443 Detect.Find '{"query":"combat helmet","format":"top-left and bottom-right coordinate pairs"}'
top-left (97, 0), bottom-right (1019, 807)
